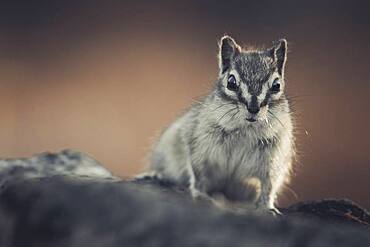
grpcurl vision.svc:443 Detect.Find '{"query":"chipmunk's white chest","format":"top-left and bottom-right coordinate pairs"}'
top-left (191, 126), bottom-right (273, 181)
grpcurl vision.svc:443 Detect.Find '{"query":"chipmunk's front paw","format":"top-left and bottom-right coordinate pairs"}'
top-left (255, 205), bottom-right (282, 217)
top-left (269, 207), bottom-right (282, 217)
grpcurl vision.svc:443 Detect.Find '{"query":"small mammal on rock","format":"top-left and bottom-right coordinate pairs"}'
top-left (137, 36), bottom-right (295, 214)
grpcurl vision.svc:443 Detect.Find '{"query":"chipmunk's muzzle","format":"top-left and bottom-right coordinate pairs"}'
top-left (246, 95), bottom-right (260, 122)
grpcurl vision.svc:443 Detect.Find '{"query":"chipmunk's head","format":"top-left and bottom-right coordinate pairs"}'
top-left (215, 35), bottom-right (288, 125)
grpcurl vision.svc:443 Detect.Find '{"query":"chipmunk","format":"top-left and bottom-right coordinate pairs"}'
top-left (137, 36), bottom-right (295, 214)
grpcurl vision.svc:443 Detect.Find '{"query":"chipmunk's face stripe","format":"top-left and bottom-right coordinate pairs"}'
top-left (260, 91), bottom-right (271, 107)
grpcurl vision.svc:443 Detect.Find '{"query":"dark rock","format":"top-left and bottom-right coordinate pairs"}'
top-left (0, 150), bottom-right (369, 247)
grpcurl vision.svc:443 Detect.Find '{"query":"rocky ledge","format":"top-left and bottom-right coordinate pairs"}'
top-left (0, 150), bottom-right (369, 247)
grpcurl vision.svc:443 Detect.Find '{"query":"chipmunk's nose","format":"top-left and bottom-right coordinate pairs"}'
top-left (247, 95), bottom-right (260, 114)
top-left (248, 106), bottom-right (260, 114)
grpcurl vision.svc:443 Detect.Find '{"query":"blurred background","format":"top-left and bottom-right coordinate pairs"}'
top-left (0, 0), bottom-right (369, 208)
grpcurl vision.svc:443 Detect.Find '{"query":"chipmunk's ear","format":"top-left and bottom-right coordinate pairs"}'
top-left (219, 35), bottom-right (241, 74)
top-left (269, 39), bottom-right (287, 76)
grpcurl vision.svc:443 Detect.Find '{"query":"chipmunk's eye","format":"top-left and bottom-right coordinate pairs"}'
top-left (227, 75), bottom-right (238, 91)
top-left (270, 78), bottom-right (281, 93)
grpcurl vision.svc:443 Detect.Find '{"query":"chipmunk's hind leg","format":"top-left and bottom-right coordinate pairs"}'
top-left (132, 171), bottom-right (164, 183)
top-left (133, 171), bottom-right (180, 187)
top-left (134, 171), bottom-right (161, 180)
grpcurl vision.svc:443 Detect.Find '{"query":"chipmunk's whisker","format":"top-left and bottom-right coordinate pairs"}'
top-left (218, 107), bottom-right (238, 123)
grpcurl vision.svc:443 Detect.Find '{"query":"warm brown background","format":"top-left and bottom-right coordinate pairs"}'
top-left (1, 1), bottom-right (369, 208)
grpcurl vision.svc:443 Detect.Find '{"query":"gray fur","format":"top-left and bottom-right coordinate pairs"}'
top-left (139, 36), bottom-right (295, 213)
